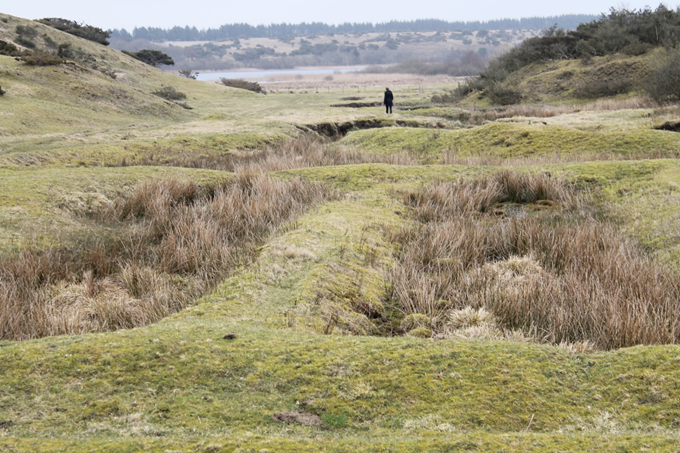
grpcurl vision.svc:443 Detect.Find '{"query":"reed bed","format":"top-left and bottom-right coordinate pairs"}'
top-left (0, 172), bottom-right (332, 340)
top-left (388, 171), bottom-right (680, 349)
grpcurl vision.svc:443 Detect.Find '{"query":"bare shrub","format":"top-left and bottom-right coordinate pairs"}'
top-left (0, 174), bottom-right (333, 340)
top-left (387, 174), bottom-right (680, 350)
top-left (152, 86), bottom-right (187, 101)
top-left (178, 69), bottom-right (199, 79)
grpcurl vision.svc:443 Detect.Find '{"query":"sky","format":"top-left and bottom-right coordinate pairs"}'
top-left (4, 1), bottom-right (677, 31)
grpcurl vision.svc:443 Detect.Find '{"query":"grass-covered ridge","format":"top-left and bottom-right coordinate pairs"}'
top-left (1, 10), bottom-right (680, 452)
top-left (341, 120), bottom-right (680, 162)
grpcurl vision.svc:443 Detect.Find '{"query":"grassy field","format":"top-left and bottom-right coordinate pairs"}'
top-left (1, 13), bottom-right (680, 452)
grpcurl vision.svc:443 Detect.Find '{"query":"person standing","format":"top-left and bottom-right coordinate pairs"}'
top-left (383, 87), bottom-right (393, 114)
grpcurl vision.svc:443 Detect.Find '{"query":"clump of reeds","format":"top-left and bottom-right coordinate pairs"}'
top-left (0, 172), bottom-right (333, 340)
top-left (387, 171), bottom-right (680, 350)
top-left (403, 170), bottom-right (579, 222)
top-left (130, 134), bottom-right (420, 172)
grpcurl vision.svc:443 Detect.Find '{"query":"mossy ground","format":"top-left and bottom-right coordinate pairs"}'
top-left (1, 13), bottom-right (680, 452)
top-left (341, 120), bottom-right (680, 162)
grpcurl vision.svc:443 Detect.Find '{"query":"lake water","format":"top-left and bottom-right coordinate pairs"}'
top-left (196, 67), bottom-right (365, 82)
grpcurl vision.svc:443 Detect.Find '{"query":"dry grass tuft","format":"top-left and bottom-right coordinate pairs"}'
top-left (387, 172), bottom-right (680, 350)
top-left (0, 173), bottom-right (333, 340)
top-left (403, 170), bottom-right (579, 222)
top-left (131, 134), bottom-right (420, 172)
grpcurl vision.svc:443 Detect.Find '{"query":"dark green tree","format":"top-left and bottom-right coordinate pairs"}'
top-left (123, 49), bottom-right (174, 67)
top-left (38, 18), bottom-right (111, 45)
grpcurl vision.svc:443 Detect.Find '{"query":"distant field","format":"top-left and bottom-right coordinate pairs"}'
top-left (110, 29), bottom-right (535, 72)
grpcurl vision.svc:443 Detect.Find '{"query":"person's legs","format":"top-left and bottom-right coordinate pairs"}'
top-left (389, 105), bottom-right (393, 114)
top-left (386, 105), bottom-right (389, 114)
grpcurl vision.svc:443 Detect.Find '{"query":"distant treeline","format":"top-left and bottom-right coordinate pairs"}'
top-left (111, 15), bottom-right (596, 42)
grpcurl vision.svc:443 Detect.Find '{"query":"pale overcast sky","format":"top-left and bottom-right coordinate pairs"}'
top-left (4, 1), bottom-right (675, 30)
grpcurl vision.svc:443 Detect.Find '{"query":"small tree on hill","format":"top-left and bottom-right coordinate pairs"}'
top-left (178, 69), bottom-right (199, 79)
top-left (123, 49), bottom-right (174, 67)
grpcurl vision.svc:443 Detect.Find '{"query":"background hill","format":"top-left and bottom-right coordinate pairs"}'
top-left (450, 5), bottom-right (680, 104)
top-left (108, 16), bottom-right (596, 71)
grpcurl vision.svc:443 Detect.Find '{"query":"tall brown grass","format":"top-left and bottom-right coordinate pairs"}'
top-left (388, 172), bottom-right (680, 349)
top-left (403, 171), bottom-right (579, 222)
top-left (0, 173), bottom-right (332, 340)
top-left (129, 134), bottom-right (419, 171)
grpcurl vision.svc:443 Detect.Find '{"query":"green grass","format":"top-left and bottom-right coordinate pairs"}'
top-left (2, 162), bottom-right (679, 451)
top-left (341, 122), bottom-right (680, 161)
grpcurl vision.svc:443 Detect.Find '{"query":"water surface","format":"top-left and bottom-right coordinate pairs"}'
top-left (196, 67), bottom-right (365, 81)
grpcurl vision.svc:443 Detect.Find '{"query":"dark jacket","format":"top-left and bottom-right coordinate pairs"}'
top-left (383, 89), bottom-right (394, 106)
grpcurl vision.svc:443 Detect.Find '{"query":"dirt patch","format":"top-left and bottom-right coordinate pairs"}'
top-left (330, 102), bottom-right (380, 108)
top-left (272, 411), bottom-right (323, 426)
top-left (300, 118), bottom-right (445, 138)
top-left (654, 121), bottom-right (680, 132)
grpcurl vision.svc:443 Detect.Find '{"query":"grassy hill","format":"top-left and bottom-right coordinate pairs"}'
top-left (1, 12), bottom-right (680, 452)
top-left (447, 6), bottom-right (680, 106)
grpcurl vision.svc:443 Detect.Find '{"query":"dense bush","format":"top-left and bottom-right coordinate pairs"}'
top-left (16, 51), bottom-right (64, 66)
top-left (15, 25), bottom-right (38, 37)
top-left (42, 34), bottom-right (58, 49)
top-left (123, 49), bottom-right (174, 67)
top-left (14, 36), bottom-right (36, 49)
top-left (219, 78), bottom-right (264, 93)
top-left (643, 51), bottom-right (680, 102)
top-left (0, 40), bottom-right (20, 56)
top-left (151, 86), bottom-right (186, 100)
top-left (57, 43), bottom-right (74, 59)
top-left (574, 77), bottom-right (634, 98)
top-left (38, 18), bottom-right (111, 46)
top-left (486, 83), bottom-right (523, 105)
